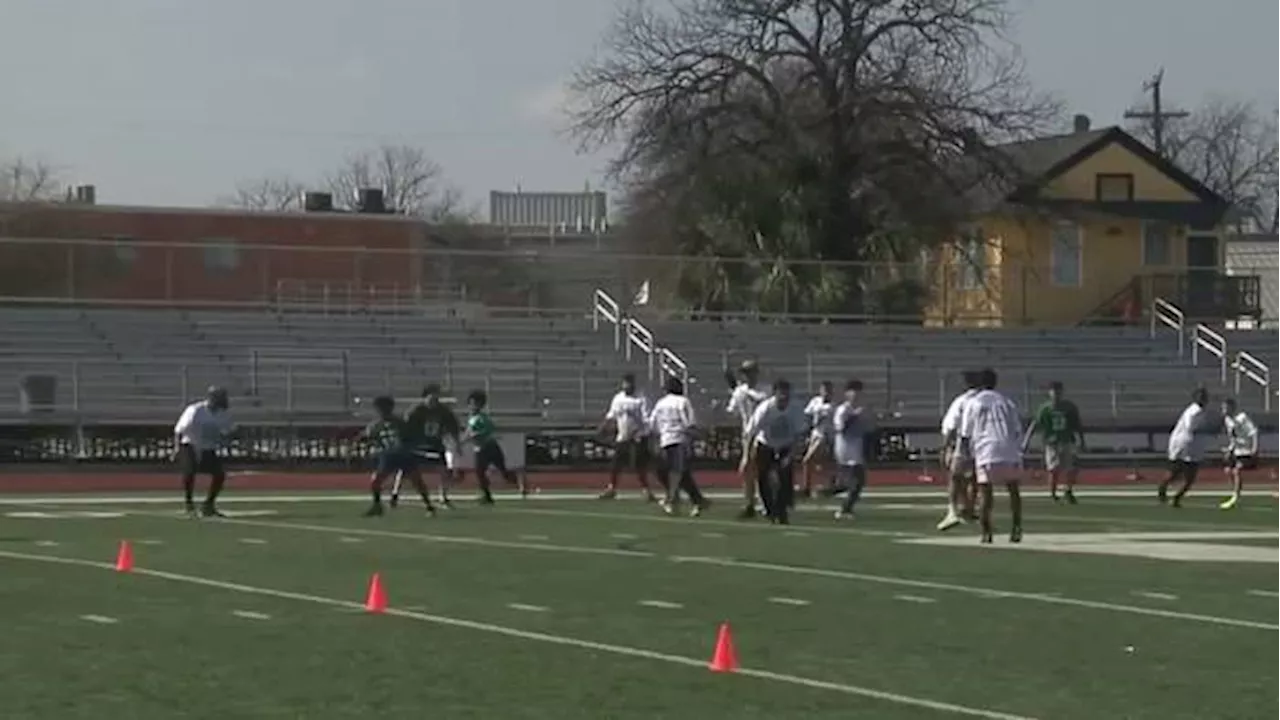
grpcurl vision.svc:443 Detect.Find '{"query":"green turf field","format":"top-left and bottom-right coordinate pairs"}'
top-left (1, 490), bottom-right (1275, 719)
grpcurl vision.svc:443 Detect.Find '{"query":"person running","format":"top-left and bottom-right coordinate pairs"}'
top-left (1159, 388), bottom-right (1222, 508)
top-left (937, 370), bottom-right (980, 531)
top-left (647, 376), bottom-right (709, 517)
top-left (833, 379), bottom-right (874, 520)
top-left (1022, 381), bottom-right (1086, 504)
top-left (957, 369), bottom-right (1024, 544)
top-left (394, 384), bottom-right (463, 509)
top-left (1218, 397), bottom-right (1258, 510)
top-left (742, 378), bottom-right (809, 525)
top-left (800, 380), bottom-right (836, 499)
top-left (361, 395), bottom-right (435, 517)
top-left (173, 386), bottom-right (235, 518)
top-left (464, 390), bottom-right (525, 504)
top-left (726, 359), bottom-right (769, 519)
top-left (598, 373), bottom-right (657, 501)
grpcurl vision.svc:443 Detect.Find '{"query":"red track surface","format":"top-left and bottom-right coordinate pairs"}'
top-left (1, 467), bottom-right (1271, 493)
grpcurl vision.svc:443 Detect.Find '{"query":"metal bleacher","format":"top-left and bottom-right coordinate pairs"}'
top-left (0, 304), bottom-right (645, 423)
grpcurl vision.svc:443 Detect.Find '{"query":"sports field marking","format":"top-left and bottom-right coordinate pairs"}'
top-left (1133, 591), bottom-right (1178, 601)
top-left (0, 549), bottom-right (1038, 720)
top-left (232, 610), bottom-right (272, 620)
top-left (768, 597), bottom-right (811, 607)
top-left (195, 517), bottom-right (656, 559)
top-left (675, 556), bottom-right (1277, 631)
top-left (188, 514), bottom-right (1276, 631)
top-left (34, 540), bottom-right (59, 547)
top-left (1247, 590), bottom-right (1278, 599)
top-left (80, 614), bottom-right (119, 624)
top-left (507, 603), bottom-right (550, 613)
top-left (338, 537), bottom-right (365, 544)
top-left (504, 507), bottom-right (921, 538)
top-left (136, 539), bottom-right (165, 546)
top-left (518, 534), bottom-right (550, 541)
top-left (894, 595), bottom-right (937, 604)
top-left (638, 600), bottom-right (683, 610)
top-left (783, 530), bottom-right (810, 538)
top-left (238, 538), bottom-right (269, 545)
top-left (699, 531), bottom-right (727, 539)
top-left (610, 532), bottom-right (638, 540)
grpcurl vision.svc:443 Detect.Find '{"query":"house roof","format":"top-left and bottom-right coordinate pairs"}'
top-left (958, 126), bottom-right (1228, 222)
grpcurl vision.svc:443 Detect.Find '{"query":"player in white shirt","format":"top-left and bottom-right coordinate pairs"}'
top-left (1218, 398), bottom-right (1259, 510)
top-left (742, 378), bottom-right (809, 524)
top-left (1158, 388), bottom-right (1222, 508)
top-left (957, 369), bottom-right (1024, 543)
top-left (832, 380), bottom-right (875, 520)
top-left (597, 373), bottom-right (657, 502)
top-left (937, 370), bottom-right (981, 531)
top-left (800, 381), bottom-right (835, 499)
top-left (725, 359), bottom-right (769, 519)
top-left (647, 376), bottom-right (709, 516)
top-left (173, 386), bottom-right (235, 518)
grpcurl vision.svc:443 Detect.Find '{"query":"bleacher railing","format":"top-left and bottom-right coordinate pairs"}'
top-left (1234, 351), bottom-right (1273, 412)
top-left (274, 279), bottom-right (468, 313)
top-left (1150, 297), bottom-right (1186, 358)
top-left (1190, 323), bottom-right (1228, 383)
top-left (592, 288), bottom-right (691, 386)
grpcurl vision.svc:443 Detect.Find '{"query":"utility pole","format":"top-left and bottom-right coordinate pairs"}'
top-left (1124, 68), bottom-right (1189, 157)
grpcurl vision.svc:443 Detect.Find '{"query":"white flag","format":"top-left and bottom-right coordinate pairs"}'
top-left (633, 280), bottom-right (650, 306)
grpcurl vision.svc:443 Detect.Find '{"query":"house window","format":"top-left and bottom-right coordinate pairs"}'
top-left (1050, 221), bottom-right (1082, 287)
top-left (104, 236), bottom-right (138, 267)
top-left (958, 228), bottom-right (985, 290)
top-left (1142, 221), bottom-right (1173, 266)
top-left (1095, 173), bottom-right (1134, 202)
top-left (203, 238), bottom-right (240, 271)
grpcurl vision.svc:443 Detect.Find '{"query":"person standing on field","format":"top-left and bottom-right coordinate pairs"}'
top-left (1022, 381), bottom-right (1085, 504)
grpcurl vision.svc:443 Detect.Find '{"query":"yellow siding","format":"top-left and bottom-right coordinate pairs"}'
top-left (1040, 142), bottom-right (1200, 202)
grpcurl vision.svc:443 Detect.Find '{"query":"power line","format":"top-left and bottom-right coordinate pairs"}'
top-left (1123, 68), bottom-right (1189, 157)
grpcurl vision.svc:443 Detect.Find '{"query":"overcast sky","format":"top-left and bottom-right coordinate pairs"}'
top-left (1, 0), bottom-right (1275, 210)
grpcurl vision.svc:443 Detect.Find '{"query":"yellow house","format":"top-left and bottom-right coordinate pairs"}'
top-left (926, 120), bottom-right (1257, 327)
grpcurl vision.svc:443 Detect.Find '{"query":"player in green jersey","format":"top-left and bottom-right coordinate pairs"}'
top-left (1021, 381), bottom-right (1086, 503)
top-left (464, 390), bottom-right (525, 504)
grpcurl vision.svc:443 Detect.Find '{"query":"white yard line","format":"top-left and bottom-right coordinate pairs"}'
top-left (1247, 590), bottom-right (1279, 599)
top-left (672, 557), bottom-right (1277, 631)
top-left (238, 538), bottom-right (269, 545)
top-left (507, 603), bottom-right (550, 613)
top-left (1132, 591), bottom-right (1179, 601)
top-left (768, 597), bottom-right (811, 607)
top-left (79, 614), bottom-right (119, 624)
top-left (0, 548), bottom-right (1039, 720)
top-left (151, 513), bottom-right (1277, 632)
top-left (505, 507), bottom-right (921, 539)
top-left (638, 600), bottom-right (683, 610)
top-left (232, 610), bottom-right (272, 620)
top-left (894, 595), bottom-right (938, 604)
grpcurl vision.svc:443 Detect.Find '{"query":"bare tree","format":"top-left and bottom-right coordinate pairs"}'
top-left (569, 0), bottom-right (1059, 313)
top-left (219, 176), bottom-right (307, 211)
top-left (1131, 97), bottom-right (1279, 233)
top-left (0, 157), bottom-right (62, 202)
top-left (326, 144), bottom-right (466, 221)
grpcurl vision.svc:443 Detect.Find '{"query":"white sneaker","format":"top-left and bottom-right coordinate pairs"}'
top-left (937, 511), bottom-right (962, 531)
top-left (834, 510), bottom-right (852, 520)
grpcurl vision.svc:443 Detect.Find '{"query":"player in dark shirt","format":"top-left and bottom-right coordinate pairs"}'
top-left (361, 395), bottom-right (434, 517)
top-left (394, 384), bottom-right (464, 509)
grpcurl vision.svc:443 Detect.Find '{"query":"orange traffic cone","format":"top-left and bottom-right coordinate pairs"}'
top-left (364, 573), bottom-right (387, 613)
top-left (708, 622), bottom-right (739, 673)
top-left (114, 540), bottom-right (134, 573)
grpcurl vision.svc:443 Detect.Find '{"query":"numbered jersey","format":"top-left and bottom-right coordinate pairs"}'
top-left (959, 389), bottom-right (1022, 467)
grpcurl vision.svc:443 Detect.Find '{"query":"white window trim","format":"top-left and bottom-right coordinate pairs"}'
top-left (1141, 220), bottom-right (1173, 267)
top-left (1049, 220), bottom-right (1083, 287)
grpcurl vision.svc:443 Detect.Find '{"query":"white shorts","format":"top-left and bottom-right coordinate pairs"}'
top-left (975, 462), bottom-right (1021, 485)
top-left (804, 432), bottom-right (832, 457)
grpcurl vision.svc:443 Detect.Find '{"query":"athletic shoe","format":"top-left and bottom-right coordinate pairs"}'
top-left (200, 505), bottom-right (227, 519)
top-left (936, 510), bottom-right (962, 532)
top-left (389, 495), bottom-right (400, 509)
top-left (597, 489), bottom-right (617, 500)
top-left (363, 503), bottom-right (384, 517)
top-left (1064, 490), bottom-right (1078, 505)
top-left (834, 510), bottom-right (852, 520)
top-left (1009, 526), bottom-right (1023, 543)
top-left (1219, 495), bottom-right (1240, 510)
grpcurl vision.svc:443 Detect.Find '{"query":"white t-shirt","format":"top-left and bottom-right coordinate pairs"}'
top-left (648, 394), bottom-right (697, 448)
top-left (727, 383), bottom-right (768, 433)
top-left (804, 395), bottom-right (835, 438)
top-left (1224, 411), bottom-right (1259, 457)
top-left (958, 389), bottom-right (1022, 467)
top-left (1168, 403), bottom-right (1217, 462)
top-left (744, 396), bottom-right (808, 450)
top-left (605, 391), bottom-right (651, 442)
top-left (833, 401), bottom-right (872, 467)
top-left (941, 388), bottom-right (978, 437)
top-left (174, 400), bottom-right (233, 452)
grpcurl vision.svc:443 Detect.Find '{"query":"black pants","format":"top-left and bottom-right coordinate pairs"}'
top-left (658, 443), bottom-right (704, 505)
top-left (177, 445), bottom-right (226, 508)
top-left (837, 464), bottom-right (868, 513)
top-left (754, 443), bottom-right (794, 520)
top-left (611, 438), bottom-right (651, 473)
top-left (474, 441), bottom-right (515, 499)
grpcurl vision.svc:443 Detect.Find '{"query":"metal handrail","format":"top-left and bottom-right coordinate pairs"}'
top-left (1150, 297), bottom-right (1186, 357)
top-left (658, 347), bottom-right (689, 386)
top-left (1190, 323), bottom-right (1228, 383)
top-left (591, 288), bottom-right (622, 350)
top-left (1234, 351), bottom-right (1273, 412)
